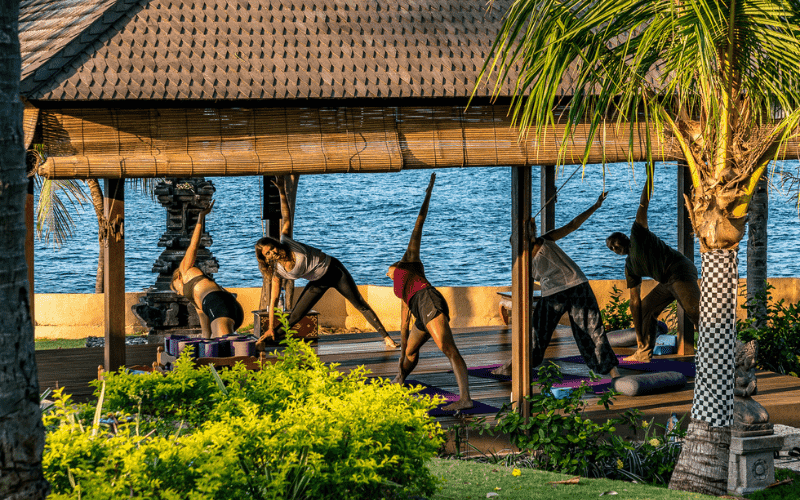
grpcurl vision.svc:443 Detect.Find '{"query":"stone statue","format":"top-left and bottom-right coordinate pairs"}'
top-left (734, 339), bottom-right (758, 397)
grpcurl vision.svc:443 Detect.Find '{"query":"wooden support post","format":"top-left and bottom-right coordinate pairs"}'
top-left (262, 176), bottom-right (281, 238)
top-left (677, 161), bottom-right (695, 356)
top-left (540, 164), bottom-right (556, 234)
top-left (26, 177), bottom-right (34, 326)
top-left (104, 179), bottom-right (125, 372)
top-left (511, 166), bottom-right (532, 418)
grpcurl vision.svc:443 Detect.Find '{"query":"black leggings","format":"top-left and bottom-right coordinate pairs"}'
top-left (286, 257), bottom-right (388, 337)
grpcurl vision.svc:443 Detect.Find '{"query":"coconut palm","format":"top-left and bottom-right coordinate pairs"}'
top-left (478, 0), bottom-right (800, 494)
top-left (0, 1), bottom-right (49, 497)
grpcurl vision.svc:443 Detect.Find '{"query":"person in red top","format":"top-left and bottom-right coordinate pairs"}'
top-left (386, 173), bottom-right (473, 412)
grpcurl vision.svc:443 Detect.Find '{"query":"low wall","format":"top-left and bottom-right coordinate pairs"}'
top-left (33, 278), bottom-right (800, 339)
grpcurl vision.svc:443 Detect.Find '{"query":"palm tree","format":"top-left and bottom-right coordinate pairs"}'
top-left (0, 0), bottom-right (49, 497)
top-left (478, 0), bottom-right (800, 495)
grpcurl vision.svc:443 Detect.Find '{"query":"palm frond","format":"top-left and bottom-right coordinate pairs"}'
top-left (35, 178), bottom-right (88, 247)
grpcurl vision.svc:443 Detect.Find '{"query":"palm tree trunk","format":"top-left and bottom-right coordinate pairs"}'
top-left (86, 179), bottom-right (106, 293)
top-left (0, 1), bottom-right (49, 496)
top-left (746, 178), bottom-right (768, 327)
top-left (669, 249), bottom-right (738, 495)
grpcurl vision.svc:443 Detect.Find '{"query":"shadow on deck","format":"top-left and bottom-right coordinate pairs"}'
top-left (36, 325), bottom-right (800, 454)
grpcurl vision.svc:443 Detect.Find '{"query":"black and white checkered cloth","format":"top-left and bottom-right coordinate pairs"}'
top-left (692, 249), bottom-right (738, 427)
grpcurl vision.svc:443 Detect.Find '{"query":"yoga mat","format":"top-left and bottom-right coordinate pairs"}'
top-left (465, 364), bottom-right (612, 395)
top-left (404, 380), bottom-right (499, 416)
top-left (557, 354), bottom-right (696, 378)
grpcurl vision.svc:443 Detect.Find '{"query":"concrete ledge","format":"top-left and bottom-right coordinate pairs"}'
top-left (33, 277), bottom-right (800, 340)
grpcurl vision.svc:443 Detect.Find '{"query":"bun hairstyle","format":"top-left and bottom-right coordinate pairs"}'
top-left (255, 236), bottom-right (291, 276)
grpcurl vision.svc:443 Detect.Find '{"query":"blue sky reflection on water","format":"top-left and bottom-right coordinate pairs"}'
top-left (34, 161), bottom-right (800, 293)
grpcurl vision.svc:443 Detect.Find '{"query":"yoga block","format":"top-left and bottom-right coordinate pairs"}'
top-left (252, 309), bottom-right (320, 339)
top-left (653, 334), bottom-right (677, 355)
top-left (545, 387), bottom-right (574, 400)
top-left (613, 371), bottom-right (686, 396)
top-left (607, 328), bottom-right (637, 347)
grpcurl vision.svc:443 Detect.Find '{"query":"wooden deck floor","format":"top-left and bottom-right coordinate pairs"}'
top-left (36, 326), bottom-right (800, 431)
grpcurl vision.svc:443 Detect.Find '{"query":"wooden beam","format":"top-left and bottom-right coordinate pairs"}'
top-left (104, 179), bottom-right (125, 371)
top-left (26, 177), bottom-right (34, 326)
top-left (676, 161), bottom-right (695, 356)
top-left (511, 166), bottom-right (532, 418)
top-left (540, 164), bottom-right (556, 234)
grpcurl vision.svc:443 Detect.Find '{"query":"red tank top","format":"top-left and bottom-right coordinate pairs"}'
top-left (392, 262), bottom-right (430, 304)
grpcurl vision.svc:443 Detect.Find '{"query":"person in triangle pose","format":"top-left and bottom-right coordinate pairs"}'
top-left (387, 173), bottom-right (473, 411)
top-left (255, 176), bottom-right (398, 349)
top-left (606, 179), bottom-right (700, 362)
top-left (493, 192), bottom-right (620, 378)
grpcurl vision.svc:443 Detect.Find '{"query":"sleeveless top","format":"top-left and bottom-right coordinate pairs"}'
top-left (183, 274), bottom-right (213, 302)
top-left (392, 261), bottom-right (431, 304)
top-left (531, 239), bottom-right (588, 297)
top-left (274, 235), bottom-right (331, 282)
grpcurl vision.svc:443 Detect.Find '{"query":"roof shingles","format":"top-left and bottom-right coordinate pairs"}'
top-left (20, 0), bottom-right (524, 101)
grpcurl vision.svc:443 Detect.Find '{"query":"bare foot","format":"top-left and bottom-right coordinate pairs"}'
top-left (391, 375), bottom-right (404, 385)
top-left (623, 351), bottom-right (651, 363)
top-left (441, 398), bottom-right (474, 412)
top-left (491, 361), bottom-right (512, 377)
top-left (384, 337), bottom-right (399, 349)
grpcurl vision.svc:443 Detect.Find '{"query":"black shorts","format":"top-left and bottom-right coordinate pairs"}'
top-left (408, 287), bottom-right (449, 332)
top-left (201, 291), bottom-right (244, 331)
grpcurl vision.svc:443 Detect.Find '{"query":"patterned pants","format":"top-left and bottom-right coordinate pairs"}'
top-left (531, 282), bottom-right (619, 375)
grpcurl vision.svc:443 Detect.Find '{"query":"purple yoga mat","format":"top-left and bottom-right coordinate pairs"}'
top-left (404, 380), bottom-right (499, 416)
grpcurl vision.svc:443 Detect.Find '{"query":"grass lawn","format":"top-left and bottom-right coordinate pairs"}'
top-left (428, 458), bottom-right (720, 500)
top-left (34, 338), bottom-right (87, 350)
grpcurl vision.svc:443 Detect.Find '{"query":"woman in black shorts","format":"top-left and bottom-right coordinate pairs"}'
top-left (386, 173), bottom-right (473, 411)
top-left (171, 201), bottom-right (244, 339)
top-left (255, 176), bottom-right (398, 349)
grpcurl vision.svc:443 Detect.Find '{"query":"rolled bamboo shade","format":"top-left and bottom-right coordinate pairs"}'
top-left (36, 104), bottom-right (799, 179)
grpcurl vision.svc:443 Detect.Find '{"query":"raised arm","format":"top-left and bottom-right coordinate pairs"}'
top-left (635, 177), bottom-right (653, 228)
top-left (543, 191), bottom-right (607, 242)
top-left (402, 173), bottom-right (436, 262)
top-left (274, 176), bottom-right (293, 237)
top-left (179, 200), bottom-right (214, 274)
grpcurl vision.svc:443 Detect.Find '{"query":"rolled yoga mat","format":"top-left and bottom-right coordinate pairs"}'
top-left (606, 328), bottom-right (637, 347)
top-left (612, 371), bottom-right (687, 396)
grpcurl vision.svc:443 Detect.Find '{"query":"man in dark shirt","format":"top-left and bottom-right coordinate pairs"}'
top-left (606, 180), bottom-right (700, 362)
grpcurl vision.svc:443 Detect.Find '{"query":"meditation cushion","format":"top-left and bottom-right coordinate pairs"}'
top-left (606, 328), bottom-right (637, 347)
top-left (612, 371), bottom-right (686, 396)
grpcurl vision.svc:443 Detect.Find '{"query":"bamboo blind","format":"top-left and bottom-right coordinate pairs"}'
top-left (36, 105), bottom-right (798, 179)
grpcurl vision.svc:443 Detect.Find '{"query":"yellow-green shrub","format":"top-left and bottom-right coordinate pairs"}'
top-left (43, 335), bottom-right (443, 499)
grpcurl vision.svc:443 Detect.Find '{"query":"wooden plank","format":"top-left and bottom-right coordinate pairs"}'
top-left (676, 161), bottom-right (695, 356)
top-left (540, 164), bottom-right (556, 234)
top-left (510, 166), bottom-right (532, 418)
top-left (104, 179), bottom-right (125, 371)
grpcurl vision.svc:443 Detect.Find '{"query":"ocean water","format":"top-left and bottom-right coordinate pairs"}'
top-left (34, 161), bottom-right (800, 293)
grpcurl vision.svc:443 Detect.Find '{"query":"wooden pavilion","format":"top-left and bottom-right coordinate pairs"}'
top-left (19, 0), bottom-right (800, 415)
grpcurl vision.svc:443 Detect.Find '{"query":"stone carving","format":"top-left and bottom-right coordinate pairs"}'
top-left (734, 339), bottom-right (758, 397)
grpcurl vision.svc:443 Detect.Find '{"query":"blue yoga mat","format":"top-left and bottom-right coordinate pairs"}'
top-left (556, 354), bottom-right (696, 378)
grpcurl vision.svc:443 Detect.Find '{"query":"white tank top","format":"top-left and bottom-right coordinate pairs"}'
top-left (531, 239), bottom-right (587, 297)
top-left (275, 235), bottom-right (331, 281)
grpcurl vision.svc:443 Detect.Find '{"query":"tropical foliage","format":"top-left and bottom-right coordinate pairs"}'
top-left (478, 0), bottom-right (800, 494)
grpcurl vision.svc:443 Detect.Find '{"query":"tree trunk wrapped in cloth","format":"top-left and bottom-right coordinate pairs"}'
top-left (478, 0), bottom-right (800, 495)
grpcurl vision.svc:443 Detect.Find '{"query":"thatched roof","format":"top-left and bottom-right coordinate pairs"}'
top-left (20, 0), bottom-right (524, 101)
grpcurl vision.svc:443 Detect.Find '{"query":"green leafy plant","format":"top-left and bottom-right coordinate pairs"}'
top-left (470, 363), bottom-right (685, 484)
top-left (600, 285), bottom-right (633, 331)
top-left (737, 286), bottom-right (800, 377)
top-left (45, 311), bottom-right (444, 499)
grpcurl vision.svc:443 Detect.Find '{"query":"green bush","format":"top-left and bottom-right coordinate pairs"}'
top-left (43, 315), bottom-right (444, 499)
top-left (600, 285), bottom-right (633, 331)
top-left (470, 363), bottom-right (685, 485)
top-left (737, 286), bottom-right (800, 377)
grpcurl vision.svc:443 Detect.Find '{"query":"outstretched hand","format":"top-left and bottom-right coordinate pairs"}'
top-left (596, 191), bottom-right (608, 206)
top-left (199, 200), bottom-right (215, 217)
top-left (426, 172), bottom-right (436, 193)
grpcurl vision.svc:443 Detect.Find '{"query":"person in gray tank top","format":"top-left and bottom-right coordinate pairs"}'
top-left (493, 192), bottom-right (620, 378)
top-left (255, 176), bottom-right (398, 349)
